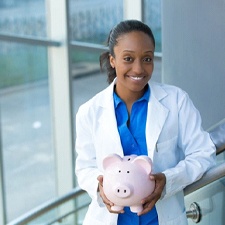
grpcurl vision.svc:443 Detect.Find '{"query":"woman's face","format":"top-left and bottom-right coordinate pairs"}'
top-left (109, 31), bottom-right (154, 98)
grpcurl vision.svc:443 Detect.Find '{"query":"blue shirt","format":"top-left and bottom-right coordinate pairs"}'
top-left (113, 85), bottom-right (158, 225)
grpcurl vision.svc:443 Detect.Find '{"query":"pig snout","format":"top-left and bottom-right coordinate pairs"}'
top-left (113, 184), bottom-right (132, 198)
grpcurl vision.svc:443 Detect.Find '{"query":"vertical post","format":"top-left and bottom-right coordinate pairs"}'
top-left (46, 0), bottom-right (74, 196)
top-left (0, 110), bottom-right (6, 224)
top-left (123, 0), bottom-right (143, 20)
top-left (162, 0), bottom-right (225, 128)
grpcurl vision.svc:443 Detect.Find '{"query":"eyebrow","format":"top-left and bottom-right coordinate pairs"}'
top-left (123, 50), bottom-right (154, 54)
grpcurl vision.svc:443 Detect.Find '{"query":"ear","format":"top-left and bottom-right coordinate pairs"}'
top-left (109, 54), bottom-right (115, 69)
top-left (103, 154), bottom-right (122, 170)
top-left (123, 154), bottom-right (137, 162)
top-left (132, 156), bottom-right (153, 174)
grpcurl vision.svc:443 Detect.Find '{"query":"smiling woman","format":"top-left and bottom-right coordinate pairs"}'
top-left (75, 20), bottom-right (215, 225)
top-left (109, 31), bottom-right (154, 107)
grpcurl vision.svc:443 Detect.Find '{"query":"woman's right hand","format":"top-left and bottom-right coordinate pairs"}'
top-left (97, 175), bottom-right (124, 214)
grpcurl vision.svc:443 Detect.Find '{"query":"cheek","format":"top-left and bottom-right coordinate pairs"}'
top-left (147, 64), bottom-right (154, 74)
top-left (115, 64), bottom-right (129, 75)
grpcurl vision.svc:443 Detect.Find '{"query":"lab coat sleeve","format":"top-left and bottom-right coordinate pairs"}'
top-left (162, 92), bottom-right (216, 199)
top-left (75, 104), bottom-right (104, 205)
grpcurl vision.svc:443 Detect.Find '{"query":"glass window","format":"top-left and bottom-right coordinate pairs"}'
top-left (0, 42), bottom-right (55, 221)
top-left (0, 0), bottom-right (124, 222)
top-left (71, 48), bottom-right (108, 114)
top-left (0, 0), bottom-right (46, 37)
top-left (69, 0), bottom-right (123, 114)
top-left (69, 0), bottom-right (123, 44)
top-left (143, 0), bottom-right (162, 52)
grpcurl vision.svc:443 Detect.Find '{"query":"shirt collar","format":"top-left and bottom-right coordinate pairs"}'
top-left (113, 84), bottom-right (150, 108)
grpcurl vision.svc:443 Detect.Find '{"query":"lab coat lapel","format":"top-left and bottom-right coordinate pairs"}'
top-left (96, 80), bottom-right (169, 159)
top-left (146, 83), bottom-right (169, 160)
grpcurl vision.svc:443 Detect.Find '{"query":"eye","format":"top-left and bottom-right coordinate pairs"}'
top-left (119, 170), bottom-right (121, 173)
top-left (123, 56), bottom-right (133, 62)
top-left (143, 57), bottom-right (152, 63)
top-left (127, 171), bottom-right (130, 173)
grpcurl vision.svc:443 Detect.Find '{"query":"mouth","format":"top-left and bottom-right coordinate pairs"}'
top-left (128, 76), bottom-right (145, 81)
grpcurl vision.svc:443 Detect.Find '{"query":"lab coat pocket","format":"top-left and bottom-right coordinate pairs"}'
top-left (156, 136), bottom-right (178, 151)
top-left (154, 136), bottom-right (179, 171)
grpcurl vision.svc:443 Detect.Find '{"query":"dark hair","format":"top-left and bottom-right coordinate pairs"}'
top-left (100, 20), bottom-right (155, 84)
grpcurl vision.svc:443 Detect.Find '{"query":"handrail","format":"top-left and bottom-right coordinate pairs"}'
top-left (184, 120), bottom-right (225, 195)
top-left (8, 162), bottom-right (225, 225)
top-left (70, 40), bottom-right (163, 58)
top-left (184, 161), bottom-right (225, 196)
top-left (0, 33), bottom-right (61, 47)
top-left (70, 40), bottom-right (108, 52)
top-left (7, 121), bottom-right (225, 225)
top-left (44, 202), bottom-right (90, 225)
top-left (0, 34), bottom-right (163, 58)
top-left (7, 187), bottom-right (86, 225)
top-left (209, 119), bottom-right (225, 155)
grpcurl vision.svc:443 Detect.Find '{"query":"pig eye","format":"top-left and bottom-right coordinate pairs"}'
top-left (118, 170), bottom-right (121, 173)
top-left (128, 158), bottom-right (131, 161)
top-left (127, 171), bottom-right (130, 173)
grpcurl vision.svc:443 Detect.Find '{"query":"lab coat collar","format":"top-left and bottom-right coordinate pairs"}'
top-left (96, 78), bottom-right (169, 159)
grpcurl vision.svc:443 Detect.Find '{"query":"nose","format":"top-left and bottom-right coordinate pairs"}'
top-left (114, 184), bottom-right (132, 198)
top-left (132, 60), bottom-right (144, 75)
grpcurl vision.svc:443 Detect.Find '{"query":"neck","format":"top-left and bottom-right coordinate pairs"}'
top-left (115, 85), bottom-right (146, 114)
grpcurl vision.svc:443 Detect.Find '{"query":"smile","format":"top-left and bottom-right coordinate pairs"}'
top-left (129, 76), bottom-right (144, 81)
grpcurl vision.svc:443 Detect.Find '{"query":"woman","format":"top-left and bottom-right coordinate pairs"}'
top-left (75, 20), bottom-right (216, 225)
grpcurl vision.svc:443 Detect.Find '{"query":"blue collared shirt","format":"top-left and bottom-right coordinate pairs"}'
top-left (114, 86), bottom-right (150, 156)
top-left (113, 85), bottom-right (158, 225)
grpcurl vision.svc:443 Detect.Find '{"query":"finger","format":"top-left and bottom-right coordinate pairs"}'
top-left (102, 196), bottom-right (114, 206)
top-left (140, 192), bottom-right (159, 215)
top-left (141, 191), bottom-right (157, 205)
top-left (98, 187), bottom-right (114, 207)
top-left (97, 175), bottom-right (103, 183)
top-left (108, 207), bottom-right (125, 214)
top-left (103, 200), bottom-right (124, 214)
top-left (149, 174), bottom-right (155, 180)
top-left (138, 201), bottom-right (155, 216)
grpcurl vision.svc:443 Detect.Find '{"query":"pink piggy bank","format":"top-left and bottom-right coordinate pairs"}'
top-left (102, 154), bottom-right (155, 213)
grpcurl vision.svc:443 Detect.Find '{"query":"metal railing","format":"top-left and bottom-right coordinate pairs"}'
top-left (0, 33), bottom-right (61, 47)
top-left (184, 160), bottom-right (225, 196)
top-left (6, 121), bottom-right (225, 225)
top-left (184, 120), bottom-right (225, 195)
top-left (7, 187), bottom-right (87, 225)
top-left (184, 119), bottom-right (225, 195)
top-left (0, 33), bottom-right (163, 58)
top-left (70, 40), bottom-right (163, 58)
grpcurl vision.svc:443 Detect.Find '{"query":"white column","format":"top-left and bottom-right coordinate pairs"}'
top-left (0, 121), bottom-right (6, 224)
top-left (123, 0), bottom-right (143, 20)
top-left (46, 0), bottom-right (74, 196)
top-left (162, 0), bottom-right (225, 129)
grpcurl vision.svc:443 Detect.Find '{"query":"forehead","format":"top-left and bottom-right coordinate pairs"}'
top-left (115, 31), bottom-right (154, 52)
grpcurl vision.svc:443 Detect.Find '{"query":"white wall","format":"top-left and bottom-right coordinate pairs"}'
top-left (162, 0), bottom-right (225, 129)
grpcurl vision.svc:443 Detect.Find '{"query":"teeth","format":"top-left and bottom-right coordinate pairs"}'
top-left (130, 76), bottom-right (143, 80)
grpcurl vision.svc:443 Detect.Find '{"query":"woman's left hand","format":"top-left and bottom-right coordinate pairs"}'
top-left (138, 173), bottom-right (166, 216)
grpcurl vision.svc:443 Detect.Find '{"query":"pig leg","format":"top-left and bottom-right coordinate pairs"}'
top-left (130, 205), bottom-right (143, 213)
top-left (111, 205), bottom-right (124, 212)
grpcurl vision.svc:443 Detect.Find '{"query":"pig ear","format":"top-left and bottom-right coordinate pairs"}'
top-left (123, 154), bottom-right (137, 162)
top-left (103, 154), bottom-right (122, 170)
top-left (132, 156), bottom-right (153, 174)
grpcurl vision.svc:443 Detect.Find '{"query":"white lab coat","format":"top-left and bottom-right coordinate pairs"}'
top-left (75, 79), bottom-right (216, 225)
